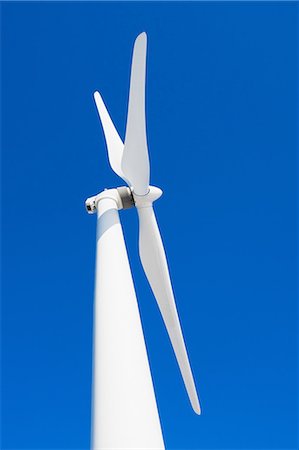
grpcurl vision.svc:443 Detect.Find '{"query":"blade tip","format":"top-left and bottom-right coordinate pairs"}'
top-left (193, 398), bottom-right (201, 415)
top-left (136, 31), bottom-right (147, 44)
top-left (195, 405), bottom-right (201, 415)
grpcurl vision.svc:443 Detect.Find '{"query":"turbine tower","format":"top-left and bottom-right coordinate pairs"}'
top-left (86, 32), bottom-right (200, 450)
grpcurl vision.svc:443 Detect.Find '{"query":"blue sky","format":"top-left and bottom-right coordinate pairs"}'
top-left (1, 2), bottom-right (298, 449)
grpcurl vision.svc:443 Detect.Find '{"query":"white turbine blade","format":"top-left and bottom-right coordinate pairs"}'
top-left (94, 91), bottom-right (129, 184)
top-left (137, 205), bottom-right (201, 414)
top-left (122, 32), bottom-right (150, 195)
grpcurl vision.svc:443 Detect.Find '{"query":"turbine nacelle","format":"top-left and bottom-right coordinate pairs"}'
top-left (85, 185), bottom-right (163, 214)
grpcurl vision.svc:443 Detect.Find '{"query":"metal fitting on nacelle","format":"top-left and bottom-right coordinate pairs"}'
top-left (85, 195), bottom-right (98, 214)
top-left (117, 187), bottom-right (135, 210)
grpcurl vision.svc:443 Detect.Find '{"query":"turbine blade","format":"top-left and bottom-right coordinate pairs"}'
top-left (137, 205), bottom-right (201, 414)
top-left (94, 91), bottom-right (128, 184)
top-left (122, 32), bottom-right (150, 195)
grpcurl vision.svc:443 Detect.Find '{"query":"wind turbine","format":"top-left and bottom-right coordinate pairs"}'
top-left (85, 32), bottom-right (200, 450)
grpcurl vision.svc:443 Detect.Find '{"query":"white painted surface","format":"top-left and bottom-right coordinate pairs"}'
top-left (93, 91), bottom-right (128, 185)
top-left (136, 200), bottom-right (201, 415)
top-left (91, 196), bottom-right (165, 449)
top-left (122, 32), bottom-right (150, 195)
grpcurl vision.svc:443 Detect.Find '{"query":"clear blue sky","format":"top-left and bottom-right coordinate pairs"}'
top-left (2, 2), bottom-right (298, 449)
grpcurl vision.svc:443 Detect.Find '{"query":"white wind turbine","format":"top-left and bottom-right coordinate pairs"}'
top-left (85, 32), bottom-right (200, 450)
